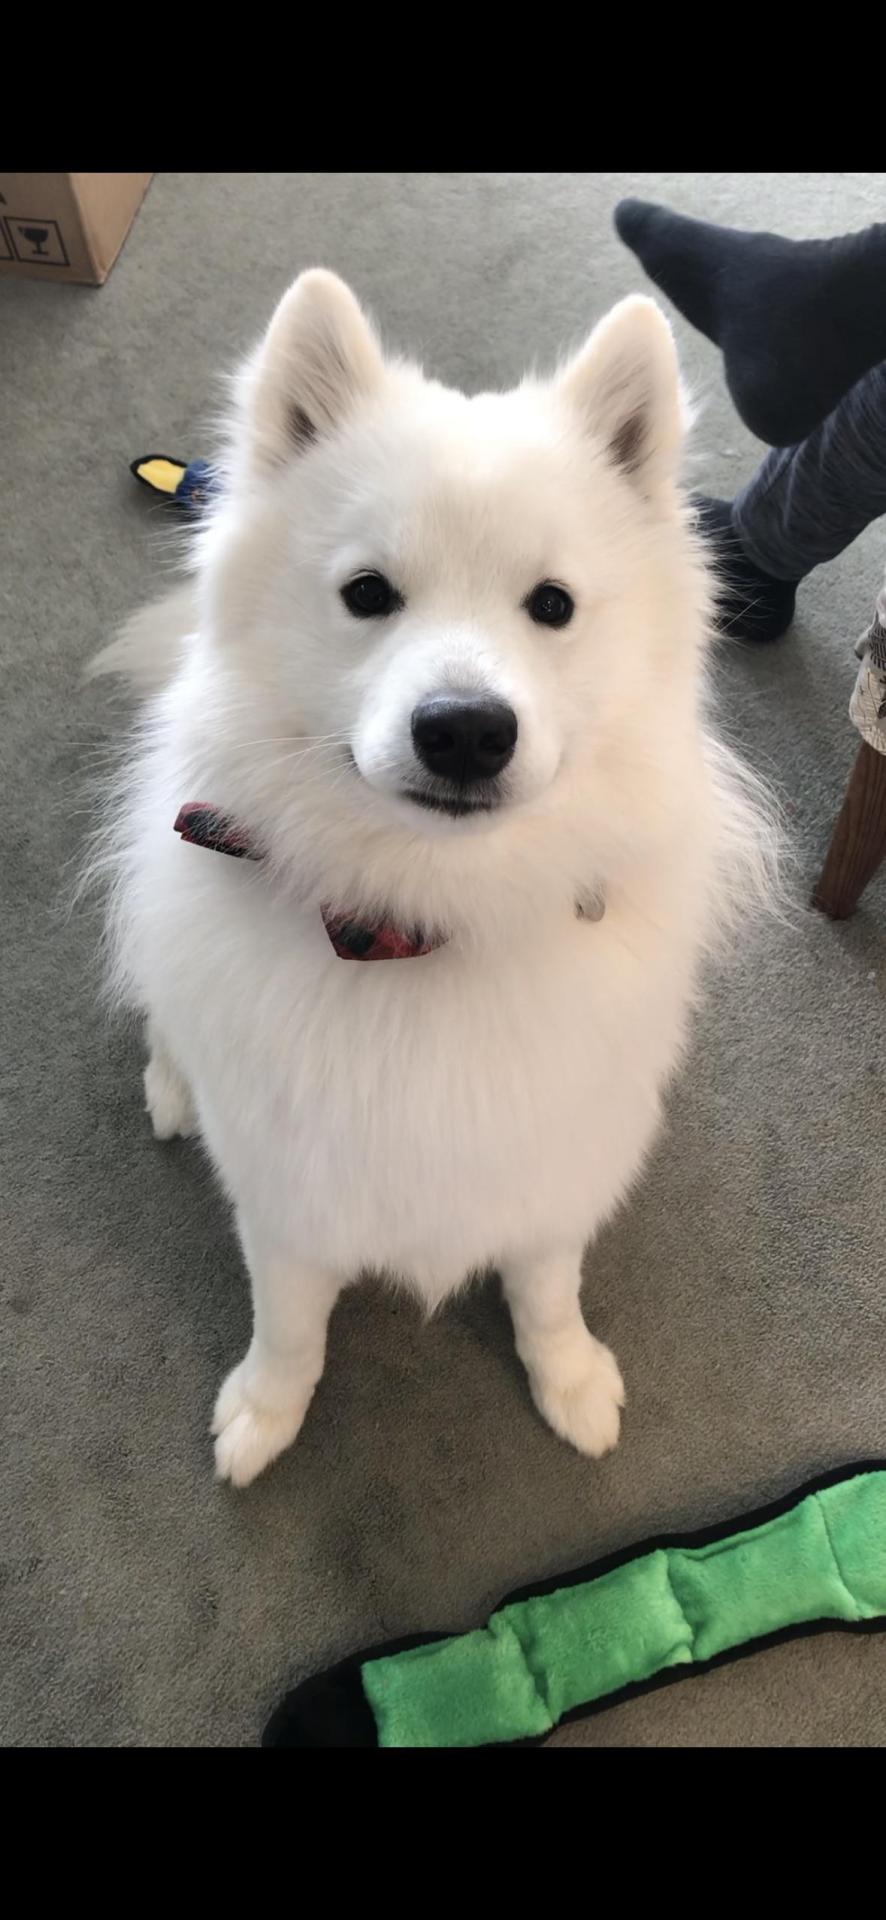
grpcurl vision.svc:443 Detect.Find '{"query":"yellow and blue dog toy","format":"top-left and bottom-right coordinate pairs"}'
top-left (131, 453), bottom-right (220, 515)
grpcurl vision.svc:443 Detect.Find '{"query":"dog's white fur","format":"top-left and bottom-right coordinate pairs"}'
top-left (93, 271), bottom-right (774, 1486)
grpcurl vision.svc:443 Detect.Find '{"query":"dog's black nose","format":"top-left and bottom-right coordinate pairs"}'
top-left (411, 694), bottom-right (518, 784)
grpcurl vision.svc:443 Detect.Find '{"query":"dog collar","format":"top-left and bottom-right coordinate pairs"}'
top-left (173, 803), bottom-right (441, 961)
top-left (174, 802), bottom-right (605, 960)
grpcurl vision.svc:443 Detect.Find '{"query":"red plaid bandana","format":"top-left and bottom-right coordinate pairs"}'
top-left (173, 803), bottom-right (442, 962)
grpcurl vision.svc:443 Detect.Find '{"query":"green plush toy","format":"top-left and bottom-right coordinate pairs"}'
top-left (264, 1463), bottom-right (886, 1746)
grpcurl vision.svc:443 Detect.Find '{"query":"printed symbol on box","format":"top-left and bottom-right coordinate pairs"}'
top-left (0, 220), bottom-right (12, 262)
top-left (8, 215), bottom-right (69, 267)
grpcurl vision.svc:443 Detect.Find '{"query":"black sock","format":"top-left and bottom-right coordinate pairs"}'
top-left (615, 200), bottom-right (886, 446)
top-left (693, 496), bottom-right (797, 643)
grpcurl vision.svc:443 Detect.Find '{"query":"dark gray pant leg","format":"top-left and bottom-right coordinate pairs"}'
top-left (733, 362), bottom-right (886, 582)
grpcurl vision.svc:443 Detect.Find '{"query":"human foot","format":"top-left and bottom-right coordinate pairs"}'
top-left (615, 199), bottom-right (886, 446)
top-left (695, 494), bottom-right (798, 642)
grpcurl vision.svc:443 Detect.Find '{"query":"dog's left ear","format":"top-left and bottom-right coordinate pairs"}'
top-left (239, 268), bottom-right (385, 474)
top-left (559, 295), bottom-right (685, 493)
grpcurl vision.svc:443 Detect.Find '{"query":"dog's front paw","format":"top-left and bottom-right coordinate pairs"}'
top-left (144, 1052), bottom-right (196, 1141)
top-left (211, 1360), bottom-right (311, 1488)
top-left (529, 1334), bottom-right (625, 1458)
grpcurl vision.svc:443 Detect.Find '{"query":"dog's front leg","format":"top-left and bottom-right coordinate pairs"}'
top-left (502, 1248), bottom-right (624, 1458)
top-left (212, 1214), bottom-right (344, 1487)
top-left (143, 1018), bottom-right (197, 1140)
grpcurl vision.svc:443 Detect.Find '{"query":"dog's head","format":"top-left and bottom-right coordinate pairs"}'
top-left (200, 270), bottom-right (706, 918)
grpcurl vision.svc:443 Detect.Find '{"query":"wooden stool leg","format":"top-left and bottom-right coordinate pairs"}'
top-left (812, 739), bottom-right (886, 918)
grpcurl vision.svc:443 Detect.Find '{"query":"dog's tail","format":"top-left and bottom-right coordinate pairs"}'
top-left (85, 582), bottom-right (199, 694)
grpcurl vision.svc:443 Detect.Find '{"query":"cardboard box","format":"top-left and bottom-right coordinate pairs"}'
top-left (0, 173), bottom-right (152, 285)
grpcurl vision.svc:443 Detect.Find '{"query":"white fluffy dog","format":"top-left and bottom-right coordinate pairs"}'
top-left (94, 270), bottom-right (772, 1486)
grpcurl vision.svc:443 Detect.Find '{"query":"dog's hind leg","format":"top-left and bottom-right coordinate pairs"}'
top-left (502, 1247), bottom-right (625, 1458)
top-left (143, 1018), bottom-right (197, 1141)
top-left (212, 1213), bottom-right (345, 1487)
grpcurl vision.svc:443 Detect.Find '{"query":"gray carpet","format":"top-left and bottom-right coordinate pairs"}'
top-left (2, 172), bottom-right (885, 1749)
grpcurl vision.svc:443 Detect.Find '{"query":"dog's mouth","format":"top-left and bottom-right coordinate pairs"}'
top-left (403, 787), bottom-right (501, 819)
top-left (345, 748), bottom-right (506, 822)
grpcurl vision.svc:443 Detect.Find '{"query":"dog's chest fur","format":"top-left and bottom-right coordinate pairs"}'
top-left (139, 821), bottom-right (698, 1301)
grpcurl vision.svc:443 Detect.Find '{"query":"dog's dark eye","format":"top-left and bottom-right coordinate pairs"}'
top-left (525, 582), bottom-right (574, 629)
top-left (341, 572), bottom-right (403, 619)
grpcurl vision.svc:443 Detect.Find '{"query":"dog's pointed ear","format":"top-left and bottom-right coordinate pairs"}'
top-left (559, 295), bottom-right (685, 493)
top-left (240, 269), bottom-right (385, 473)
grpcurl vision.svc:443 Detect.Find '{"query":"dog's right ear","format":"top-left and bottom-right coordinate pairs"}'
top-left (239, 269), bottom-right (385, 474)
top-left (558, 295), bottom-right (685, 496)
